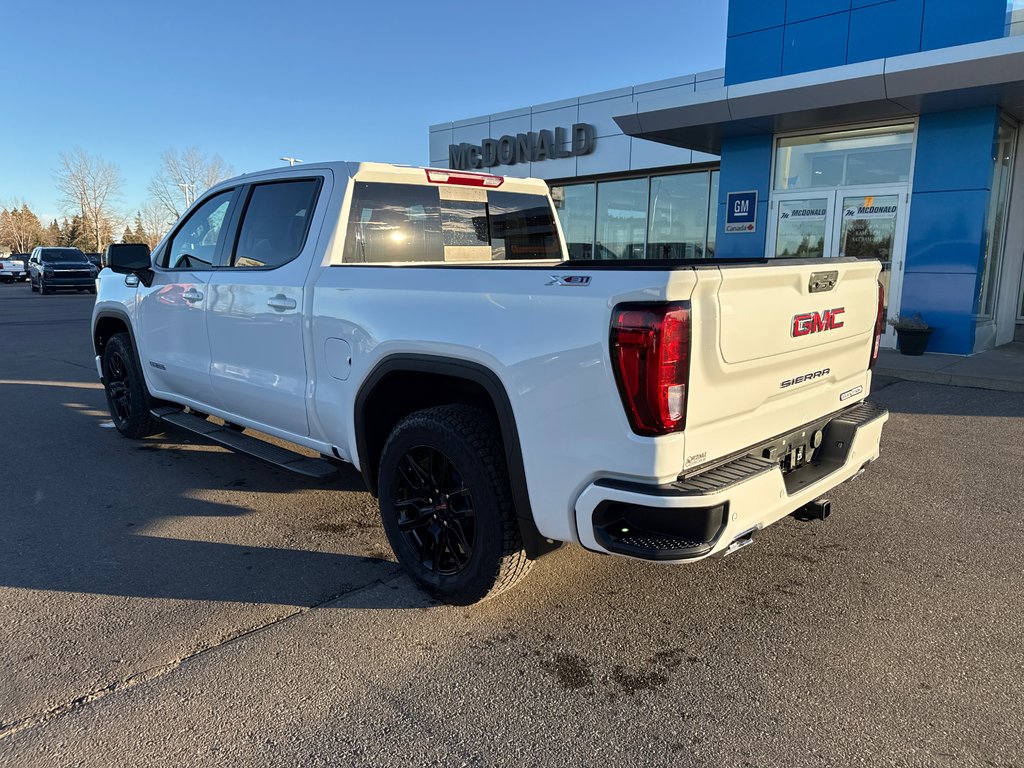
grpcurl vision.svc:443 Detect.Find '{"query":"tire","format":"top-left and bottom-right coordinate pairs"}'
top-left (378, 404), bottom-right (532, 604)
top-left (30, 277), bottom-right (38, 293)
top-left (39, 278), bottom-right (50, 295)
top-left (102, 332), bottom-right (159, 439)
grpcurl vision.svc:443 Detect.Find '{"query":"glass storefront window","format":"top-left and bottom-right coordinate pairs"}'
top-left (775, 125), bottom-right (914, 190)
top-left (647, 172), bottom-right (711, 259)
top-left (706, 171), bottom-right (719, 257)
top-left (979, 117), bottom-right (1017, 316)
top-left (553, 170), bottom-right (718, 260)
top-left (1008, 1), bottom-right (1024, 36)
top-left (551, 183), bottom-right (596, 259)
top-left (596, 178), bottom-right (649, 259)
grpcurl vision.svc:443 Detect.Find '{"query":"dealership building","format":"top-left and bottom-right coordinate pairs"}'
top-left (429, 0), bottom-right (1024, 354)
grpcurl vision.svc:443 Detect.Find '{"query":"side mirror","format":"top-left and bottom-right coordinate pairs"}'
top-left (105, 243), bottom-right (153, 286)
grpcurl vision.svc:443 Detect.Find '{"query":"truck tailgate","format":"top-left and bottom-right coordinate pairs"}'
top-left (683, 258), bottom-right (881, 473)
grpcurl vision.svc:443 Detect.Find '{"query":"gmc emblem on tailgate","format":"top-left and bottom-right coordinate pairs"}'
top-left (792, 307), bottom-right (845, 337)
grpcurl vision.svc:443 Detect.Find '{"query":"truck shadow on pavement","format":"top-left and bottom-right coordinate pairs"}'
top-left (2, 379), bottom-right (429, 610)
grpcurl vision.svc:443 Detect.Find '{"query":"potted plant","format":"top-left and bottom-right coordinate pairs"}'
top-left (887, 313), bottom-right (933, 356)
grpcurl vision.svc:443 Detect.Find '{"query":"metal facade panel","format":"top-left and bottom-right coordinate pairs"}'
top-left (575, 135), bottom-right (631, 176)
top-left (429, 128), bottom-right (454, 165)
top-left (531, 105), bottom-right (580, 132)
top-left (785, 0), bottom-right (851, 24)
top-left (725, 26), bottom-right (785, 84)
top-left (489, 113), bottom-right (531, 138)
top-left (905, 190), bottom-right (991, 273)
top-left (782, 13), bottom-right (850, 76)
top-left (920, 0), bottom-right (1006, 51)
top-left (912, 108), bottom-right (998, 193)
top-left (897, 271), bottom-right (979, 353)
top-left (847, 0), bottom-right (924, 64)
top-left (579, 95), bottom-right (638, 138)
top-left (628, 139), bottom-right (694, 171)
top-left (726, 0), bottom-right (785, 36)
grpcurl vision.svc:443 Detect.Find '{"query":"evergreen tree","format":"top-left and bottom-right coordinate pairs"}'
top-left (46, 219), bottom-right (61, 247)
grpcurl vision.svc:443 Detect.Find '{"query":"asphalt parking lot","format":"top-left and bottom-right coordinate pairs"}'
top-left (0, 281), bottom-right (1021, 767)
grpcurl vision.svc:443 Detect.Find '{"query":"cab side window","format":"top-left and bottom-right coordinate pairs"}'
top-left (162, 190), bottom-right (235, 269)
top-left (229, 179), bottom-right (321, 269)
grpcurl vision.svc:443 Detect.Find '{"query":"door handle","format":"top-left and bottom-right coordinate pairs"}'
top-left (267, 294), bottom-right (297, 312)
top-left (181, 289), bottom-right (204, 303)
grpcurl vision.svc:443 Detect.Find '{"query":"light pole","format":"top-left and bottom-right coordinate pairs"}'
top-left (281, 156), bottom-right (303, 167)
top-left (177, 182), bottom-right (196, 208)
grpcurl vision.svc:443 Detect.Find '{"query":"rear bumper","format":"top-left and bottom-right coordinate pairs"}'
top-left (574, 401), bottom-right (888, 562)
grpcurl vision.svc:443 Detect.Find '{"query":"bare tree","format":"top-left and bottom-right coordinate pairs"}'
top-left (138, 201), bottom-right (173, 250)
top-left (148, 146), bottom-right (233, 221)
top-left (0, 199), bottom-right (44, 253)
top-left (54, 148), bottom-right (124, 252)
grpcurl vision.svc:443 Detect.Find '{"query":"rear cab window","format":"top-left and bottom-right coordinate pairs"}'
top-left (342, 181), bottom-right (561, 264)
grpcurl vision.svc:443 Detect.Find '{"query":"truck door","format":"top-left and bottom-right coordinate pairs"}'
top-left (205, 174), bottom-right (330, 437)
top-left (136, 188), bottom-right (239, 405)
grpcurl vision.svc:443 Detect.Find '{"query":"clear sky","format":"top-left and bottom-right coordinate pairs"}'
top-left (0, 0), bottom-right (726, 223)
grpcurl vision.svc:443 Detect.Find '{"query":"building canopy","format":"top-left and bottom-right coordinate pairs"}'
top-left (615, 36), bottom-right (1024, 155)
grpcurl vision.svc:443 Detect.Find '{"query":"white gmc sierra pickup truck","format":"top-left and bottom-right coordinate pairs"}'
top-left (92, 162), bottom-right (888, 603)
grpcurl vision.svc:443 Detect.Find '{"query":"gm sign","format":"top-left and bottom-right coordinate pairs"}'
top-left (725, 190), bottom-right (757, 233)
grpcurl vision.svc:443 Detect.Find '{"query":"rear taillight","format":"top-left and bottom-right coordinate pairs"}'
top-left (869, 282), bottom-right (885, 369)
top-left (610, 302), bottom-right (691, 436)
top-left (424, 168), bottom-right (503, 187)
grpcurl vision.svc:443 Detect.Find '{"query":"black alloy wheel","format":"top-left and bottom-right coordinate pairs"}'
top-left (391, 446), bottom-right (476, 576)
top-left (378, 404), bottom-right (532, 604)
top-left (101, 333), bottom-right (158, 439)
top-left (105, 350), bottom-right (133, 425)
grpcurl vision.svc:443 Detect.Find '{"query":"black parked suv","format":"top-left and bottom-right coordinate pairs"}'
top-left (28, 247), bottom-right (98, 295)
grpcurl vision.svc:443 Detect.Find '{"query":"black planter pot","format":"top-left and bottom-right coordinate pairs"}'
top-left (896, 327), bottom-right (933, 356)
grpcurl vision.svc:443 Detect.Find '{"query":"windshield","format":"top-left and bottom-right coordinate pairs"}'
top-left (41, 249), bottom-right (88, 263)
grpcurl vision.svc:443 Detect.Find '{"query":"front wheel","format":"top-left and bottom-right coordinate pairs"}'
top-left (378, 404), bottom-right (532, 604)
top-left (39, 278), bottom-right (50, 295)
top-left (102, 333), bottom-right (159, 439)
top-left (30, 277), bottom-right (38, 293)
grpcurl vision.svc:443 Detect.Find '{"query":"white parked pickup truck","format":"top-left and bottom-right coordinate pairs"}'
top-left (92, 162), bottom-right (888, 603)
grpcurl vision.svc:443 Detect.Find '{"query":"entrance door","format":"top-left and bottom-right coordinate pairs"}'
top-left (831, 191), bottom-right (907, 347)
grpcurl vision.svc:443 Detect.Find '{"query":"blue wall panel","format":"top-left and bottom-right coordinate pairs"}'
top-left (912, 108), bottom-right (997, 193)
top-left (904, 190), bottom-right (989, 274)
top-left (897, 272), bottom-right (979, 353)
top-left (847, 0), bottom-right (924, 64)
top-left (786, 0), bottom-right (851, 24)
top-left (725, 0), bottom-right (1006, 85)
top-left (920, 0), bottom-right (1007, 50)
top-left (782, 13), bottom-right (851, 75)
top-left (725, 27), bottom-right (784, 85)
top-left (727, 0), bottom-right (786, 36)
top-left (715, 134), bottom-right (773, 258)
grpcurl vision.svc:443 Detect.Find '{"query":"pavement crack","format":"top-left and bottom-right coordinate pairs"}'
top-left (0, 573), bottom-right (403, 742)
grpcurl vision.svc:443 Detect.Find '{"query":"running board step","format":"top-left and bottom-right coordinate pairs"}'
top-left (151, 407), bottom-right (339, 480)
